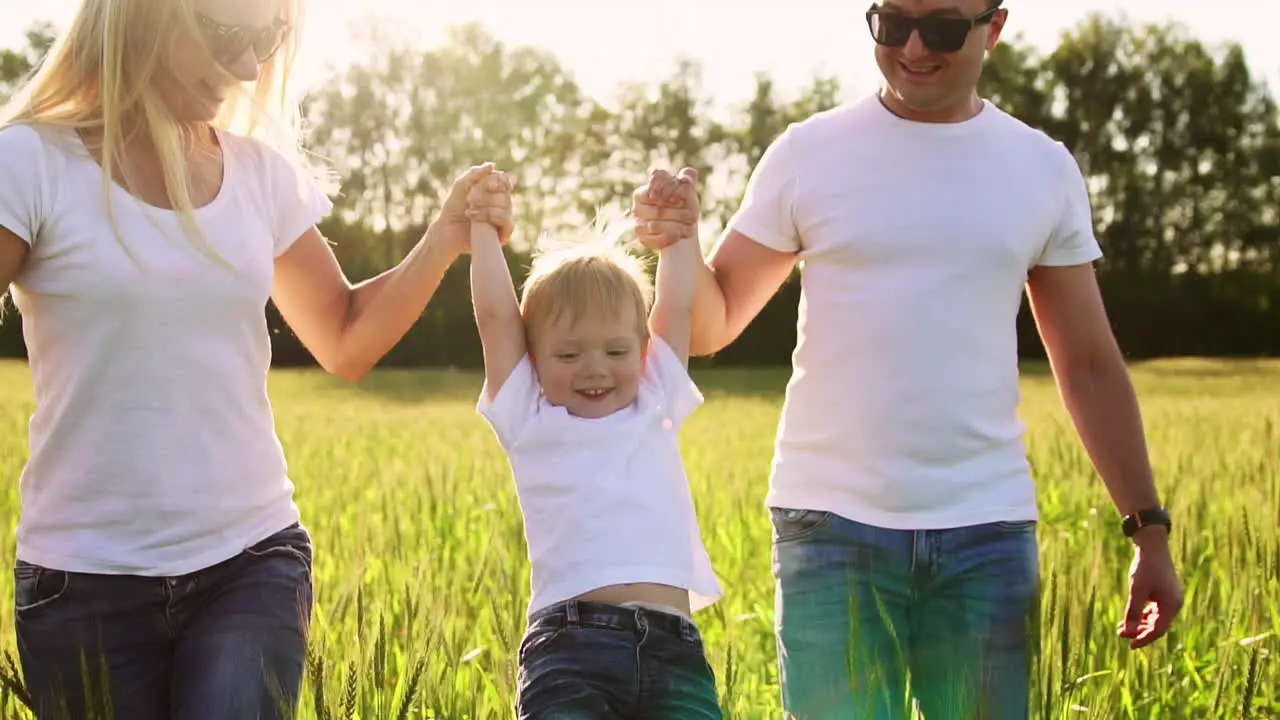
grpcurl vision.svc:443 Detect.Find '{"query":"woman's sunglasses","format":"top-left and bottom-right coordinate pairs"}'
top-left (865, 4), bottom-right (1002, 55)
top-left (196, 12), bottom-right (291, 67)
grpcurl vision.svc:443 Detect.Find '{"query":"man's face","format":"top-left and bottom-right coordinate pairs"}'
top-left (869, 0), bottom-right (1007, 121)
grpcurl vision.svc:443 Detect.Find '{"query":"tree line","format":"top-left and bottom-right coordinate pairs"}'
top-left (2, 15), bottom-right (1278, 369)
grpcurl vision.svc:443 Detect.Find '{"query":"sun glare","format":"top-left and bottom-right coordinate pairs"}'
top-left (1, 0), bottom-right (1274, 104)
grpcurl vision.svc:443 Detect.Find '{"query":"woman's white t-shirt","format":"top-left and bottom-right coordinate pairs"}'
top-left (0, 122), bottom-right (332, 577)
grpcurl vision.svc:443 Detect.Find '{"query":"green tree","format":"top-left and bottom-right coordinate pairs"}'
top-left (0, 22), bottom-right (55, 105)
top-left (302, 22), bottom-right (593, 262)
top-left (2, 14), bottom-right (1279, 366)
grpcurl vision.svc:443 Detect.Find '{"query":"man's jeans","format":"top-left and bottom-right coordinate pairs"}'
top-left (771, 508), bottom-right (1040, 720)
top-left (515, 600), bottom-right (722, 719)
top-left (14, 523), bottom-right (314, 720)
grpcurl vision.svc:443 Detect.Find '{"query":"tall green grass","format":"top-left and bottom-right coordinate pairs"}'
top-left (0, 358), bottom-right (1274, 719)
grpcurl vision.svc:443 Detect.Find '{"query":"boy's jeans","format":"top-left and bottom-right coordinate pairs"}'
top-left (14, 523), bottom-right (314, 720)
top-left (516, 599), bottom-right (722, 719)
top-left (771, 507), bottom-right (1040, 720)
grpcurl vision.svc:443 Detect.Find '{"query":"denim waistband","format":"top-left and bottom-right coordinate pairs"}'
top-left (528, 599), bottom-right (702, 644)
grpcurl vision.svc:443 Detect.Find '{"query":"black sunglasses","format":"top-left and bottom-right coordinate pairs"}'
top-left (196, 12), bottom-right (291, 67)
top-left (865, 4), bottom-right (1002, 54)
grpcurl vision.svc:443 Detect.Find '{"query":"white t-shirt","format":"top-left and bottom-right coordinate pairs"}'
top-left (727, 94), bottom-right (1103, 530)
top-left (0, 122), bottom-right (333, 576)
top-left (477, 335), bottom-right (723, 617)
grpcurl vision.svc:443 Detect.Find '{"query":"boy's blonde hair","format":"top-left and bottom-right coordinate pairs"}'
top-left (520, 215), bottom-right (652, 347)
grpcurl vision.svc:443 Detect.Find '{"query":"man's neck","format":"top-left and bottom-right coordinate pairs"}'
top-left (877, 89), bottom-right (984, 124)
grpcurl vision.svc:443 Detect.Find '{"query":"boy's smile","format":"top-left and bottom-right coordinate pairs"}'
top-left (532, 307), bottom-right (646, 419)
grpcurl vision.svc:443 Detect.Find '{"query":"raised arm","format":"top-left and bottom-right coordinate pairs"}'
top-left (691, 231), bottom-right (796, 356)
top-left (647, 169), bottom-right (702, 365)
top-left (272, 163), bottom-right (513, 382)
top-left (633, 131), bottom-right (802, 357)
top-left (467, 175), bottom-right (526, 400)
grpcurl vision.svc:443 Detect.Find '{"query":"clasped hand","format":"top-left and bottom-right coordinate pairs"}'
top-left (630, 167), bottom-right (701, 249)
top-left (434, 163), bottom-right (516, 253)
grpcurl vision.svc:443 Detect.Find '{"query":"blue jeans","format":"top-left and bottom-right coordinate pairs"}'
top-left (771, 508), bottom-right (1040, 720)
top-left (14, 523), bottom-right (314, 720)
top-left (515, 600), bottom-right (722, 719)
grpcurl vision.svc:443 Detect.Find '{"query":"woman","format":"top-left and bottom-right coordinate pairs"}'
top-left (0, 0), bottom-right (512, 718)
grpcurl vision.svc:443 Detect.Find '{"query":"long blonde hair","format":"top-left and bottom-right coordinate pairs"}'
top-left (0, 0), bottom-right (319, 267)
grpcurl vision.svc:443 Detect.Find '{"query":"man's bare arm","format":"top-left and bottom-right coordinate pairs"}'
top-left (1026, 262), bottom-right (1163, 527)
top-left (688, 230), bottom-right (798, 356)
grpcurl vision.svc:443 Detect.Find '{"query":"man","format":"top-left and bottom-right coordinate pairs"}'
top-left (630, 0), bottom-right (1183, 718)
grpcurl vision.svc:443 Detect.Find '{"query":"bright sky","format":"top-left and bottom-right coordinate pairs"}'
top-left (2, 0), bottom-right (1277, 107)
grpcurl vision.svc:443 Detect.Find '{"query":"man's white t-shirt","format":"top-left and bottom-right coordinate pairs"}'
top-left (0, 122), bottom-right (332, 576)
top-left (477, 335), bottom-right (723, 618)
top-left (727, 94), bottom-right (1103, 530)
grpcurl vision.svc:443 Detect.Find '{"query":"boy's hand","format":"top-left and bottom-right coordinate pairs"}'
top-left (466, 170), bottom-right (515, 241)
top-left (631, 167), bottom-right (700, 250)
top-left (430, 163), bottom-right (511, 257)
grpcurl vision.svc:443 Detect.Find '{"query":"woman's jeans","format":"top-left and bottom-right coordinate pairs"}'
top-left (13, 523), bottom-right (314, 720)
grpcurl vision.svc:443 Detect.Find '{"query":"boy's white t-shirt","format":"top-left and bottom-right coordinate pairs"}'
top-left (0, 122), bottom-right (332, 576)
top-left (727, 94), bottom-right (1104, 530)
top-left (477, 335), bottom-right (723, 618)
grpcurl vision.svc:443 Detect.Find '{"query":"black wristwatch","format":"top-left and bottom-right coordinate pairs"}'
top-left (1121, 507), bottom-right (1172, 538)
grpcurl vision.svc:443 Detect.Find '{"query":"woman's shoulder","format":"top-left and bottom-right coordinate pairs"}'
top-left (217, 128), bottom-right (313, 171)
top-left (217, 129), bottom-right (288, 171)
top-left (216, 127), bottom-right (334, 248)
top-left (0, 121), bottom-right (43, 147)
top-left (0, 122), bottom-right (79, 199)
top-left (0, 123), bottom-right (81, 246)
top-left (0, 122), bottom-right (80, 162)
top-left (217, 129), bottom-right (329, 195)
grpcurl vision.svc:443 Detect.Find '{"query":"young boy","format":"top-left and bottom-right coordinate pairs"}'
top-left (467, 167), bottom-right (723, 719)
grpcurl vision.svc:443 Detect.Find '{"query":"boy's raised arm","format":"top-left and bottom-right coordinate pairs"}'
top-left (469, 178), bottom-right (526, 399)
top-left (647, 168), bottom-right (701, 367)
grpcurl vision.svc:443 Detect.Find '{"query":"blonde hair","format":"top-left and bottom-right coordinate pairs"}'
top-left (0, 0), bottom-right (318, 267)
top-left (520, 214), bottom-right (653, 347)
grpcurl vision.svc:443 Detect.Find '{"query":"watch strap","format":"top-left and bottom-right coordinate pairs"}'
top-left (1122, 507), bottom-right (1172, 537)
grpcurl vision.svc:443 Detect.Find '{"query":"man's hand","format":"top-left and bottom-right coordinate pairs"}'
top-left (631, 167), bottom-right (701, 249)
top-left (1119, 531), bottom-right (1183, 649)
top-left (431, 163), bottom-right (514, 256)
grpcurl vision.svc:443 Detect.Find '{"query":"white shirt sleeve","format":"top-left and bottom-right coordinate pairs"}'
top-left (725, 127), bottom-right (802, 254)
top-left (256, 141), bottom-right (334, 257)
top-left (1037, 144), bottom-right (1104, 267)
top-left (643, 335), bottom-right (704, 430)
top-left (0, 124), bottom-right (49, 247)
top-left (476, 356), bottom-right (542, 448)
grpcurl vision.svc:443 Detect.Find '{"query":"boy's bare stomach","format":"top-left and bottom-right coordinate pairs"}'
top-left (573, 583), bottom-right (691, 616)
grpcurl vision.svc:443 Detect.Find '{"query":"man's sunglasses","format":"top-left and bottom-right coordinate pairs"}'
top-left (196, 12), bottom-right (291, 67)
top-left (865, 4), bottom-right (1002, 55)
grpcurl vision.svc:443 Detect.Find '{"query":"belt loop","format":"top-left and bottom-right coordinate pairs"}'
top-left (565, 600), bottom-right (579, 627)
top-left (681, 616), bottom-right (697, 643)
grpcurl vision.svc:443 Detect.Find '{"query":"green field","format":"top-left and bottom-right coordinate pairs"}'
top-left (0, 359), bottom-right (1275, 719)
